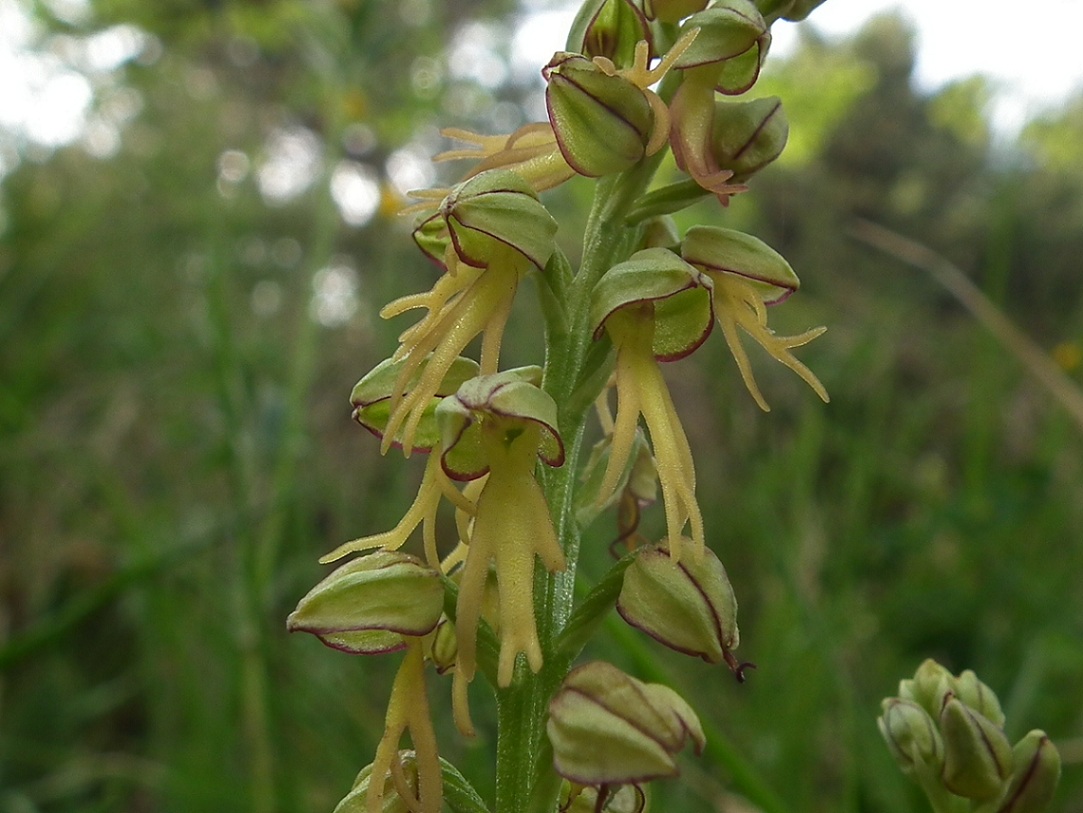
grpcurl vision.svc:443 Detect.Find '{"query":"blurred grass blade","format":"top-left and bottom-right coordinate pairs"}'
top-left (851, 219), bottom-right (1083, 433)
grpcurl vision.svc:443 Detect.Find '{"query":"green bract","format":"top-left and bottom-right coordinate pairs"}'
top-left (898, 657), bottom-right (954, 720)
top-left (591, 247), bottom-right (715, 361)
top-left (1000, 731), bottom-right (1062, 813)
top-left (334, 754), bottom-right (493, 813)
top-left (681, 225), bottom-right (800, 305)
top-left (617, 543), bottom-right (739, 665)
top-left (939, 696), bottom-right (1013, 801)
top-left (711, 96), bottom-right (789, 180)
top-left (951, 669), bottom-right (1006, 728)
top-left (547, 661), bottom-right (705, 786)
top-left (415, 169), bottom-right (558, 271)
top-left (877, 698), bottom-right (944, 779)
top-left (545, 53), bottom-right (654, 177)
top-left (674, 1), bottom-right (769, 95)
top-left (644, 0), bottom-right (709, 24)
top-left (351, 356), bottom-right (480, 450)
top-left (436, 367), bottom-right (564, 480)
top-left (286, 551), bottom-right (445, 655)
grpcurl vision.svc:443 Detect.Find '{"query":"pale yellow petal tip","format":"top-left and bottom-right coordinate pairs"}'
top-left (452, 669), bottom-right (476, 738)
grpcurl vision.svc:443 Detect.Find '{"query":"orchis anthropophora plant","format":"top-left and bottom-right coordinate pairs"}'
top-left (290, 2), bottom-right (844, 812)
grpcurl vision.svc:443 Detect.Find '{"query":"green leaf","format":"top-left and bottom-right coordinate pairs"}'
top-left (625, 179), bottom-right (711, 224)
top-left (554, 554), bottom-right (636, 661)
top-left (441, 758), bottom-right (494, 813)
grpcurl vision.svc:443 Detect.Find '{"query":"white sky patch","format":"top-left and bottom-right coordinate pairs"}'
top-left (517, 0), bottom-right (1083, 135)
top-left (24, 71), bottom-right (93, 146)
top-left (448, 21), bottom-right (510, 88)
top-left (386, 143), bottom-right (437, 197)
top-left (257, 126), bottom-right (322, 204)
top-left (310, 259), bottom-right (361, 328)
top-left (510, 9), bottom-right (575, 83)
top-left (0, 0), bottom-right (151, 162)
top-left (330, 160), bottom-right (381, 227)
top-left (770, 0), bottom-right (1083, 133)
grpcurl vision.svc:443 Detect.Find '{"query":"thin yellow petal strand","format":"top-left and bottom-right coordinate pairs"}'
top-left (644, 90), bottom-right (672, 157)
top-left (318, 454), bottom-right (443, 563)
top-left (383, 270), bottom-right (512, 455)
top-left (594, 388), bottom-right (616, 436)
top-left (598, 364), bottom-right (642, 503)
top-left (436, 466), bottom-right (477, 515)
top-left (441, 541), bottom-right (469, 574)
top-left (367, 642), bottom-right (442, 813)
top-left (603, 310), bottom-right (705, 562)
top-left (717, 303), bottom-right (771, 412)
top-left (638, 364), bottom-right (704, 562)
top-left (714, 276), bottom-right (829, 408)
top-left (452, 667), bottom-right (475, 738)
top-left (389, 758), bottom-right (424, 813)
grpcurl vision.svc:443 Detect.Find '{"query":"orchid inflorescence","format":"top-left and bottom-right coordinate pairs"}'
top-left (289, 2), bottom-right (851, 812)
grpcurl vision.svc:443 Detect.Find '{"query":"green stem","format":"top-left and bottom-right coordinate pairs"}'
top-left (493, 159), bottom-right (662, 813)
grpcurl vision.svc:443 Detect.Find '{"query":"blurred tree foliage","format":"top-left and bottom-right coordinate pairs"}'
top-left (1, 2), bottom-right (1080, 812)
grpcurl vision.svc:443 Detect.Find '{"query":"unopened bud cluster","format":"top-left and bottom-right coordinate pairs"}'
top-left (879, 660), bottom-right (1061, 813)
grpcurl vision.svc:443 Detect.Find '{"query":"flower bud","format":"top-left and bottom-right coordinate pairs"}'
top-left (428, 618), bottom-right (458, 675)
top-left (351, 356), bottom-right (480, 450)
top-left (544, 53), bottom-right (655, 177)
top-left (877, 698), bottom-right (943, 778)
top-left (287, 551), bottom-right (445, 655)
top-left (567, 0), bottom-right (652, 69)
top-left (681, 225), bottom-right (800, 305)
top-left (617, 544), bottom-right (739, 668)
top-left (428, 169), bottom-right (558, 271)
top-left (710, 97), bottom-right (788, 180)
top-left (751, 0), bottom-right (794, 18)
top-left (898, 658), bottom-right (953, 720)
top-left (674, 1), bottom-right (769, 95)
top-left (547, 661), bottom-right (706, 786)
top-left (997, 731), bottom-right (1061, 813)
top-left (952, 669), bottom-right (1006, 728)
top-left (591, 247), bottom-right (715, 361)
top-left (939, 695), bottom-right (1013, 801)
top-left (638, 215), bottom-right (680, 251)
